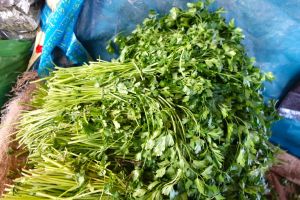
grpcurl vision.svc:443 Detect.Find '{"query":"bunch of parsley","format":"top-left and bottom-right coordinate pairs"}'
top-left (5, 1), bottom-right (278, 200)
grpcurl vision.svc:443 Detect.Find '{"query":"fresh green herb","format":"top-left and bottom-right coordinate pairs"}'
top-left (5, 1), bottom-right (278, 199)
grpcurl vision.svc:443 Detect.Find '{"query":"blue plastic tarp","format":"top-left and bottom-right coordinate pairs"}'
top-left (38, 0), bottom-right (88, 76)
top-left (271, 119), bottom-right (300, 157)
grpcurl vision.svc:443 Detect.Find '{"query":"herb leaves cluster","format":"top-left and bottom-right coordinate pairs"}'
top-left (5, 2), bottom-right (277, 200)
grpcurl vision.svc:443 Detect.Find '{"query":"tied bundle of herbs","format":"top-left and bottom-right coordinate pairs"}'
top-left (5, 1), bottom-right (278, 199)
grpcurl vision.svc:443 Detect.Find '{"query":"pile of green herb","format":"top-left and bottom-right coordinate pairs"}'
top-left (5, 1), bottom-right (278, 199)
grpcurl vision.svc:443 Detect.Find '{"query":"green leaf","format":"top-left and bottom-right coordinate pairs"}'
top-left (219, 104), bottom-right (229, 118)
top-left (174, 193), bottom-right (188, 200)
top-left (265, 72), bottom-right (275, 81)
top-left (148, 181), bottom-right (160, 190)
top-left (162, 184), bottom-right (173, 196)
top-left (201, 107), bottom-right (210, 120)
top-left (153, 136), bottom-right (166, 156)
top-left (132, 169), bottom-right (140, 181)
top-left (117, 83), bottom-right (128, 95)
top-left (206, 185), bottom-right (219, 197)
top-left (166, 134), bottom-right (174, 147)
top-left (136, 152), bottom-right (142, 160)
top-left (201, 165), bottom-right (213, 180)
top-left (208, 128), bottom-right (223, 140)
top-left (226, 123), bottom-right (234, 142)
top-left (195, 178), bottom-right (205, 195)
top-left (113, 120), bottom-right (121, 129)
top-left (192, 160), bottom-right (207, 169)
top-left (170, 8), bottom-right (180, 20)
top-left (155, 167), bottom-right (166, 178)
top-left (211, 147), bottom-right (224, 167)
top-left (237, 148), bottom-right (246, 167)
top-left (133, 188), bottom-right (147, 198)
top-left (145, 139), bottom-right (155, 150)
top-left (229, 19), bottom-right (235, 28)
top-left (205, 58), bottom-right (218, 67)
top-left (215, 194), bottom-right (226, 200)
top-left (76, 175), bottom-right (85, 186)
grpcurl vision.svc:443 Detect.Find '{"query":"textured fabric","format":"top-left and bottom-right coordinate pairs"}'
top-left (37, 0), bottom-right (88, 76)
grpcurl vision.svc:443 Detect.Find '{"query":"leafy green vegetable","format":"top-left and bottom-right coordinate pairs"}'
top-left (5, 1), bottom-right (278, 200)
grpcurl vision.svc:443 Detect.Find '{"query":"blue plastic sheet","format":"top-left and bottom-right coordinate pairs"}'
top-left (271, 119), bottom-right (300, 158)
top-left (38, 0), bottom-right (88, 76)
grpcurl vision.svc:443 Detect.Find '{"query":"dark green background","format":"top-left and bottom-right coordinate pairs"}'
top-left (0, 40), bottom-right (32, 108)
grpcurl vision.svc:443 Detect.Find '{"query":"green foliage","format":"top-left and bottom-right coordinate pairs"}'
top-left (5, 1), bottom-right (278, 200)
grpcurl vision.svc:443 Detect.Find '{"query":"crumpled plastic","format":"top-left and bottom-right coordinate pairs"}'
top-left (278, 81), bottom-right (300, 120)
top-left (0, 0), bottom-right (41, 39)
top-left (37, 0), bottom-right (88, 76)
